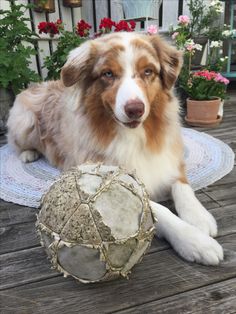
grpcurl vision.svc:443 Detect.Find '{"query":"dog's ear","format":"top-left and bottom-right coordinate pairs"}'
top-left (148, 35), bottom-right (183, 90)
top-left (61, 41), bottom-right (96, 87)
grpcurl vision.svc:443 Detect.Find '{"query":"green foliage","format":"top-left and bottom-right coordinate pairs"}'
top-left (188, 0), bottom-right (222, 37)
top-left (0, 0), bottom-right (40, 94)
top-left (44, 30), bottom-right (86, 80)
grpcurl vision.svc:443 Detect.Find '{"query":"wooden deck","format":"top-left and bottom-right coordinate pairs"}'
top-left (1, 89), bottom-right (236, 314)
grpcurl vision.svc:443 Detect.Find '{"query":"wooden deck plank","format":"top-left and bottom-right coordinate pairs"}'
top-left (0, 234), bottom-right (236, 313)
top-left (0, 222), bottom-right (39, 254)
top-left (0, 247), bottom-right (60, 290)
top-left (0, 89), bottom-right (235, 313)
top-left (1, 201), bottom-right (235, 256)
top-left (116, 277), bottom-right (236, 314)
top-left (0, 202), bottom-right (38, 227)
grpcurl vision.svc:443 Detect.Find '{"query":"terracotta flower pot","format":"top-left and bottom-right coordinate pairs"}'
top-left (34, 0), bottom-right (55, 13)
top-left (185, 97), bottom-right (222, 127)
top-left (63, 0), bottom-right (82, 7)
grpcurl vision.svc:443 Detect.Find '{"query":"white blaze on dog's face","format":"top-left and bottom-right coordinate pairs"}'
top-left (61, 32), bottom-right (182, 134)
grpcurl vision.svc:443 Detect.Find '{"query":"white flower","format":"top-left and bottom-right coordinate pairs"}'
top-left (222, 30), bottom-right (231, 37)
top-left (215, 7), bottom-right (223, 13)
top-left (209, 0), bottom-right (223, 13)
top-left (184, 39), bottom-right (202, 52)
top-left (194, 44), bottom-right (202, 51)
top-left (210, 40), bottom-right (223, 48)
top-left (209, 0), bottom-right (221, 7)
top-left (220, 57), bottom-right (228, 62)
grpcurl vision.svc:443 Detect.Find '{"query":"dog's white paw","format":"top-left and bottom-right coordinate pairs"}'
top-left (179, 203), bottom-right (217, 237)
top-left (173, 222), bottom-right (223, 265)
top-left (20, 150), bottom-right (39, 163)
top-left (172, 182), bottom-right (218, 237)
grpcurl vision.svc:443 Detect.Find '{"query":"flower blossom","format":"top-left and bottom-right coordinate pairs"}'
top-left (114, 20), bottom-right (136, 32)
top-left (210, 40), bottom-right (223, 48)
top-left (99, 17), bottom-right (116, 33)
top-left (215, 73), bottom-right (230, 85)
top-left (178, 15), bottom-right (190, 26)
top-left (193, 70), bottom-right (229, 85)
top-left (209, 0), bottom-right (223, 13)
top-left (172, 32), bottom-right (179, 40)
top-left (147, 25), bottom-right (158, 34)
top-left (222, 29), bottom-right (236, 38)
top-left (76, 19), bottom-right (92, 37)
top-left (38, 21), bottom-right (62, 37)
top-left (184, 39), bottom-right (202, 52)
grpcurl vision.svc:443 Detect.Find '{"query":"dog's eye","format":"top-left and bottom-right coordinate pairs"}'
top-left (144, 68), bottom-right (153, 76)
top-left (103, 71), bottom-right (114, 78)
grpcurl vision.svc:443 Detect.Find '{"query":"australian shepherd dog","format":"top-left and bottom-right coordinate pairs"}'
top-left (7, 32), bottom-right (223, 265)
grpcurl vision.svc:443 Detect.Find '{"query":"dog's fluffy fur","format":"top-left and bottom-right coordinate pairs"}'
top-left (7, 32), bottom-right (223, 265)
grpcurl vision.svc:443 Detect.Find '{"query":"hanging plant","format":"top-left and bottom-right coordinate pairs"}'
top-left (34, 0), bottom-right (55, 13)
top-left (63, 0), bottom-right (82, 8)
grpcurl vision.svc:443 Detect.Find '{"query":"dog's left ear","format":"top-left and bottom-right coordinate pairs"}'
top-left (148, 35), bottom-right (183, 90)
top-left (61, 40), bottom-right (96, 87)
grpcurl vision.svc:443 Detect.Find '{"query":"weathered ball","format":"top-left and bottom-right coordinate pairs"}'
top-left (36, 164), bottom-right (155, 283)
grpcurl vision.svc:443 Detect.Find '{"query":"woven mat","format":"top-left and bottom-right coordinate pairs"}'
top-left (0, 128), bottom-right (234, 208)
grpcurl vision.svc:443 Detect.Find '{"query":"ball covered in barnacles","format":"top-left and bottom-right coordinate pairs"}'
top-left (36, 164), bottom-right (155, 283)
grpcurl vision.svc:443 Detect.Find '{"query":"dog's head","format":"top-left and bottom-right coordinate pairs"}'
top-left (61, 32), bottom-right (182, 130)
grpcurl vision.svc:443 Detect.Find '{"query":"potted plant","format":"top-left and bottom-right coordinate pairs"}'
top-left (38, 19), bottom-right (91, 80)
top-left (38, 18), bottom-right (136, 80)
top-left (170, 0), bottom-right (225, 66)
top-left (0, 1), bottom-right (40, 134)
top-left (33, 0), bottom-right (55, 13)
top-left (63, 0), bottom-right (82, 8)
top-left (184, 70), bottom-right (229, 127)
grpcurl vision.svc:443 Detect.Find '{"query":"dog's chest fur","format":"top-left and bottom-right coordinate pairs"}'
top-left (103, 126), bottom-right (180, 199)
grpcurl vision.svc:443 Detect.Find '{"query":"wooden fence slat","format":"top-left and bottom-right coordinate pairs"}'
top-left (182, 0), bottom-right (190, 17)
top-left (162, 0), bottom-right (179, 31)
top-left (59, 1), bottom-right (74, 31)
top-left (48, 0), bottom-right (60, 52)
top-left (95, 0), bottom-right (108, 27)
top-left (72, 7), bottom-right (82, 25)
top-left (81, 0), bottom-right (95, 32)
top-left (111, 0), bottom-right (124, 21)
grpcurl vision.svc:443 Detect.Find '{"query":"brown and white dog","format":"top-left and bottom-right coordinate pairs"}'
top-left (7, 32), bottom-right (223, 265)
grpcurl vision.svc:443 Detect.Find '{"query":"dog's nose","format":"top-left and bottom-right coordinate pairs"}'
top-left (124, 99), bottom-right (144, 119)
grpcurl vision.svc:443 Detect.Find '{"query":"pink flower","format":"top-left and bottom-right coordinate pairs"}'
top-left (172, 32), bottom-right (179, 40)
top-left (147, 25), bottom-right (158, 34)
top-left (215, 73), bottom-right (230, 85)
top-left (186, 44), bottom-right (194, 51)
top-left (178, 15), bottom-right (190, 25)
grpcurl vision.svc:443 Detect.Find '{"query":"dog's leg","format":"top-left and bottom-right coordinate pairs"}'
top-left (150, 200), bottom-right (223, 265)
top-left (171, 181), bottom-right (217, 237)
top-left (19, 150), bottom-right (40, 163)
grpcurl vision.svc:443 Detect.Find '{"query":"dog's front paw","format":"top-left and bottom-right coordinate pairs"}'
top-left (20, 150), bottom-right (39, 163)
top-left (179, 202), bottom-right (217, 237)
top-left (173, 222), bottom-right (223, 265)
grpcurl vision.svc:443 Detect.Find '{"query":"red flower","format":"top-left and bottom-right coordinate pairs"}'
top-left (56, 19), bottom-right (62, 25)
top-left (76, 19), bottom-right (92, 37)
top-left (129, 20), bottom-right (136, 30)
top-left (115, 20), bottom-right (136, 32)
top-left (38, 21), bottom-right (60, 37)
top-left (99, 17), bottom-right (116, 33)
